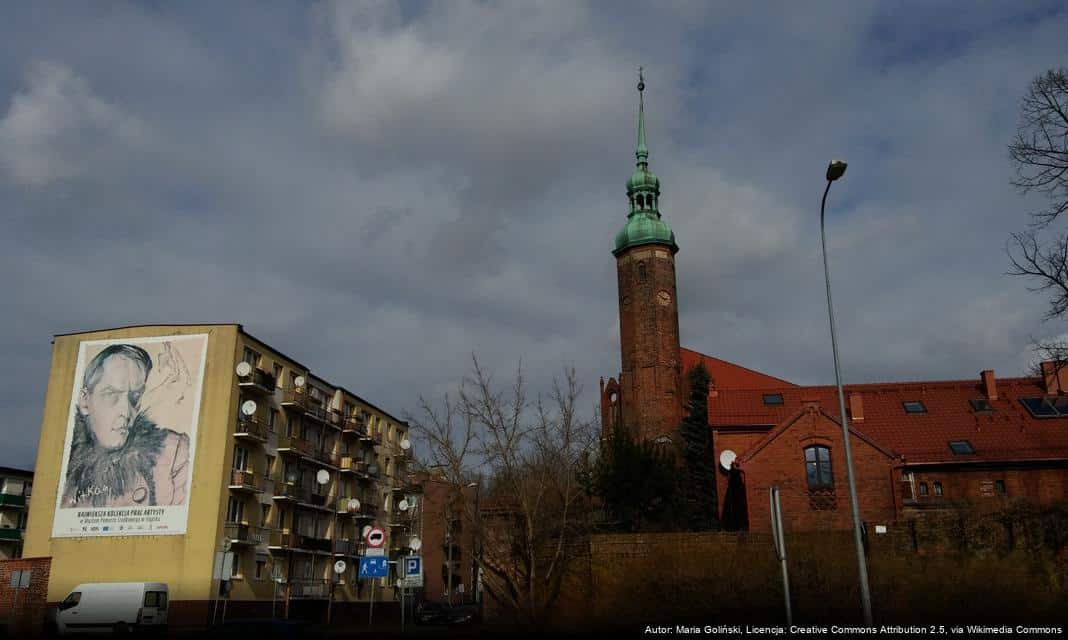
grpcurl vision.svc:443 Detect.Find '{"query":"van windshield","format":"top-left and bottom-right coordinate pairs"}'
top-left (62, 592), bottom-right (81, 607)
top-left (144, 591), bottom-right (168, 609)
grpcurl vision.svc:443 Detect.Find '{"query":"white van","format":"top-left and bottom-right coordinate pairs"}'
top-left (52, 582), bottom-right (168, 634)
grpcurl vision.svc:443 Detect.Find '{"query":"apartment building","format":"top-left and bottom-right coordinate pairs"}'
top-left (0, 467), bottom-right (32, 559)
top-left (23, 324), bottom-right (416, 625)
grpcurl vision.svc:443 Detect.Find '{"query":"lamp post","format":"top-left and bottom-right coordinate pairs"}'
top-left (820, 159), bottom-right (873, 625)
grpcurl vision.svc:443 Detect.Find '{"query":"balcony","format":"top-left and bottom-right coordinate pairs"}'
top-left (267, 530), bottom-right (332, 553)
top-left (300, 492), bottom-right (335, 511)
top-left (281, 387), bottom-right (307, 411)
top-left (0, 528), bottom-right (22, 540)
top-left (336, 496), bottom-right (362, 515)
top-left (229, 469), bottom-right (265, 493)
top-left (272, 482), bottom-right (309, 503)
top-left (277, 435), bottom-right (312, 457)
top-left (0, 494), bottom-right (27, 508)
top-left (310, 449), bottom-right (340, 468)
top-left (289, 580), bottom-right (329, 599)
top-left (224, 522), bottom-right (265, 546)
top-left (237, 368), bottom-right (276, 395)
top-left (332, 538), bottom-right (355, 555)
top-left (327, 409), bottom-right (343, 428)
top-left (340, 457), bottom-right (369, 478)
top-left (298, 534), bottom-right (333, 553)
top-left (233, 417), bottom-right (269, 443)
top-left (304, 400), bottom-right (328, 424)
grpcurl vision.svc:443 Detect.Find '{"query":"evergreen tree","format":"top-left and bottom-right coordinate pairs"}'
top-left (679, 363), bottom-right (718, 530)
top-left (594, 426), bottom-right (678, 532)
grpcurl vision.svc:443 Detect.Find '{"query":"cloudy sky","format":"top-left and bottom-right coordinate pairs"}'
top-left (2, 1), bottom-right (1067, 469)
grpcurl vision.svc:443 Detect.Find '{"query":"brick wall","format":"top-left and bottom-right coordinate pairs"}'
top-left (740, 405), bottom-right (897, 532)
top-left (0, 556), bottom-right (51, 635)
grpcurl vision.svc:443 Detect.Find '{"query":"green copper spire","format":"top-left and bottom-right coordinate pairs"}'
top-left (636, 67), bottom-right (648, 165)
top-left (614, 68), bottom-right (677, 257)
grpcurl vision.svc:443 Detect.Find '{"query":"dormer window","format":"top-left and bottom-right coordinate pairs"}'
top-left (949, 440), bottom-right (975, 455)
top-left (969, 399), bottom-right (993, 413)
top-left (1020, 397), bottom-right (1068, 418)
top-left (762, 393), bottom-right (784, 406)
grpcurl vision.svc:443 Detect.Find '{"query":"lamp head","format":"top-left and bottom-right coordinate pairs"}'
top-left (826, 160), bottom-right (847, 181)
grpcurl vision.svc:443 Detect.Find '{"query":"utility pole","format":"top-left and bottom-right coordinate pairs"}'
top-left (446, 498), bottom-right (453, 606)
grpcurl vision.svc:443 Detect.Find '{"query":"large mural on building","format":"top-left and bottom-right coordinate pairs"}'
top-left (52, 334), bottom-right (208, 537)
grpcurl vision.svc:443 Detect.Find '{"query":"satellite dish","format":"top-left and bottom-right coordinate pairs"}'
top-left (409, 536), bottom-right (422, 551)
top-left (241, 400), bottom-right (257, 416)
top-left (400, 438), bottom-right (411, 451)
top-left (361, 525), bottom-right (373, 539)
top-left (333, 560), bottom-right (347, 575)
top-left (294, 375), bottom-right (306, 388)
top-left (398, 499), bottom-right (409, 512)
top-left (316, 469), bottom-right (330, 486)
top-left (235, 362), bottom-right (252, 377)
top-left (719, 449), bottom-right (737, 471)
top-left (347, 498), bottom-right (360, 513)
top-left (368, 464), bottom-right (379, 476)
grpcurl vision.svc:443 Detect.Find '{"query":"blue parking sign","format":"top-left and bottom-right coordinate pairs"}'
top-left (359, 556), bottom-right (389, 579)
top-left (405, 556), bottom-right (422, 578)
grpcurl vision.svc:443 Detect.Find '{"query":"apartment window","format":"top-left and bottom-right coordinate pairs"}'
top-left (17, 511), bottom-right (28, 530)
top-left (902, 401), bottom-right (927, 414)
top-left (231, 553), bottom-right (241, 578)
top-left (804, 446), bottom-right (833, 489)
top-left (261, 504), bottom-right (271, 527)
top-left (255, 559), bottom-right (267, 580)
top-left (918, 482), bottom-right (929, 496)
top-left (273, 364), bottom-right (283, 386)
top-left (762, 393), bottom-right (784, 406)
top-left (268, 409), bottom-right (278, 431)
top-left (264, 455), bottom-right (275, 477)
top-left (995, 480), bottom-right (1006, 495)
top-left (227, 496), bottom-right (244, 523)
top-left (243, 348), bottom-right (261, 367)
top-left (233, 446), bottom-right (249, 471)
top-left (949, 441), bottom-right (975, 455)
top-left (344, 403), bottom-right (354, 417)
top-left (933, 481), bottom-right (943, 496)
top-left (23, 482), bottom-right (31, 497)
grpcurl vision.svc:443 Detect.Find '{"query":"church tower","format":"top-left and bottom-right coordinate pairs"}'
top-left (604, 70), bottom-right (683, 443)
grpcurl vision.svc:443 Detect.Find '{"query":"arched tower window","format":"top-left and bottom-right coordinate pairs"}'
top-left (637, 262), bottom-right (647, 283)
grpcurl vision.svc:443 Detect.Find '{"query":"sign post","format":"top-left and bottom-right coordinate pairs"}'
top-left (770, 486), bottom-right (793, 626)
top-left (362, 526), bottom-right (387, 626)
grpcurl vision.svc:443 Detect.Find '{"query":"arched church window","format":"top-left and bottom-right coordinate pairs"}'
top-left (636, 194), bottom-right (644, 209)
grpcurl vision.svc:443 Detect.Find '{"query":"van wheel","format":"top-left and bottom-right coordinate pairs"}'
top-left (113, 622), bottom-right (131, 634)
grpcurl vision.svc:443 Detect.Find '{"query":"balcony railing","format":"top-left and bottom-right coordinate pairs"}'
top-left (289, 580), bottom-right (329, 599)
top-left (237, 368), bottom-right (276, 394)
top-left (311, 449), bottom-right (340, 467)
top-left (281, 387), bottom-right (307, 410)
top-left (233, 417), bottom-right (269, 443)
top-left (277, 435), bottom-right (312, 457)
top-left (342, 415), bottom-right (366, 436)
top-left (0, 494), bottom-right (27, 508)
top-left (304, 398), bottom-right (328, 423)
top-left (340, 457), bottom-right (369, 477)
top-left (0, 528), bottom-right (22, 540)
top-left (332, 538), bottom-right (355, 555)
top-left (229, 469), bottom-right (265, 493)
top-left (298, 535), bottom-right (333, 553)
top-left (301, 492), bottom-right (335, 510)
top-left (336, 496), bottom-right (362, 515)
top-left (224, 522), bottom-right (265, 546)
top-left (272, 482), bottom-right (310, 503)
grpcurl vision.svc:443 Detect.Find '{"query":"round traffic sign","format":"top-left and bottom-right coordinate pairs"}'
top-left (366, 527), bottom-right (385, 548)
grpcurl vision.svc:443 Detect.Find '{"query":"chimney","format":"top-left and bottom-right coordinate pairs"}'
top-left (1040, 361), bottom-right (1068, 395)
top-left (848, 392), bottom-right (864, 423)
top-left (981, 370), bottom-right (998, 400)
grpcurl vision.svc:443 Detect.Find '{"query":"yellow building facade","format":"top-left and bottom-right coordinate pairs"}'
top-left (24, 324), bottom-right (416, 623)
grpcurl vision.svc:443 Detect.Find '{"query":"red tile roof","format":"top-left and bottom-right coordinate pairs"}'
top-left (708, 374), bottom-right (1068, 465)
top-left (681, 347), bottom-right (797, 390)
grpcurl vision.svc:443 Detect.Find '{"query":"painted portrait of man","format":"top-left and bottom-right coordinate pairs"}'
top-left (62, 343), bottom-right (191, 508)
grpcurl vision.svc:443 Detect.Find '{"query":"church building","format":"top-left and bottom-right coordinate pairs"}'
top-left (600, 75), bottom-right (1068, 533)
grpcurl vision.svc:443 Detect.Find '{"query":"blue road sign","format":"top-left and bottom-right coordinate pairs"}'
top-left (359, 556), bottom-right (389, 579)
top-left (404, 556), bottom-right (422, 578)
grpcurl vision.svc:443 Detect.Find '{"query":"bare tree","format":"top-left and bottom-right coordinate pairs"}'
top-left (406, 355), bottom-right (596, 627)
top-left (1007, 68), bottom-right (1068, 365)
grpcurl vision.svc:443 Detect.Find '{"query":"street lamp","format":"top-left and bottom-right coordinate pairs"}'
top-left (819, 159), bottom-right (873, 625)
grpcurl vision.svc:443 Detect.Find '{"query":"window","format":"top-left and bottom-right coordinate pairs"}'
top-left (268, 409), bottom-right (278, 431)
top-left (242, 348), bottom-right (261, 367)
top-left (231, 553), bottom-right (241, 578)
top-left (272, 364), bottom-right (283, 385)
top-left (902, 401), bottom-right (927, 414)
top-left (969, 399), bottom-right (993, 413)
top-left (1020, 397), bottom-right (1068, 418)
top-left (233, 446), bottom-right (249, 471)
top-left (933, 481), bottom-right (943, 496)
top-left (17, 511), bottom-right (28, 530)
top-left (919, 482), bottom-right (929, 496)
top-left (255, 560), bottom-right (266, 580)
top-left (264, 455), bottom-right (275, 477)
top-left (261, 504), bottom-right (271, 527)
top-left (949, 441), bottom-right (975, 455)
top-left (804, 446), bottom-right (833, 489)
top-left (762, 393), bottom-right (784, 406)
top-left (144, 591), bottom-right (167, 608)
top-left (62, 592), bottom-right (81, 608)
top-left (995, 480), bottom-right (1006, 495)
top-left (227, 496), bottom-right (244, 523)
top-left (638, 262), bottom-right (647, 283)
top-left (22, 482), bottom-right (31, 497)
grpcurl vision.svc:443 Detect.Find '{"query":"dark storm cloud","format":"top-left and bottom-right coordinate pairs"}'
top-left (1, 1), bottom-right (1067, 467)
